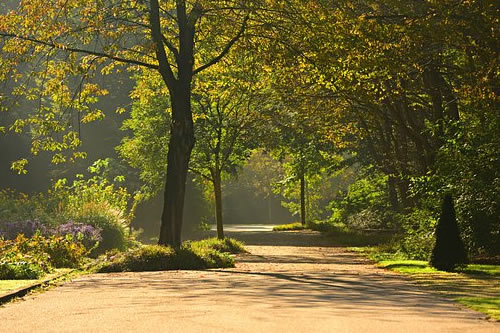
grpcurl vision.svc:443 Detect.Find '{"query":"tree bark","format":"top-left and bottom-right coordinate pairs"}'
top-left (213, 171), bottom-right (224, 240)
top-left (300, 170), bottom-right (306, 226)
top-left (268, 194), bottom-right (272, 223)
top-left (158, 89), bottom-right (195, 247)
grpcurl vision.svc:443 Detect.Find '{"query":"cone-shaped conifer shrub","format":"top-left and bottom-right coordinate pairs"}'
top-left (430, 194), bottom-right (468, 271)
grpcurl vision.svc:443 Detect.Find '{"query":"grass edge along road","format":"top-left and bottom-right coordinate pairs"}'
top-left (350, 246), bottom-right (499, 321)
top-left (273, 222), bottom-right (499, 321)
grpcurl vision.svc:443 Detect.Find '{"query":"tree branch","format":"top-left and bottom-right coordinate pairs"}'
top-left (193, 15), bottom-right (249, 75)
top-left (149, 0), bottom-right (177, 89)
top-left (0, 32), bottom-right (158, 70)
top-left (188, 167), bottom-right (212, 182)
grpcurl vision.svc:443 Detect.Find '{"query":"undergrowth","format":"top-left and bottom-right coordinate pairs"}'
top-left (92, 238), bottom-right (246, 273)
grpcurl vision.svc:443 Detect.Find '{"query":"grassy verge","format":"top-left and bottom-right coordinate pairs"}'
top-left (91, 237), bottom-right (246, 273)
top-left (273, 222), bottom-right (306, 231)
top-left (0, 268), bottom-right (73, 295)
top-left (351, 246), bottom-right (500, 321)
top-left (275, 220), bottom-right (395, 247)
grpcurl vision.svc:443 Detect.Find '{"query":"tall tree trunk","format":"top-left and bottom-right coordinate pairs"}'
top-left (300, 170), bottom-right (306, 226)
top-left (268, 194), bottom-right (272, 223)
top-left (213, 171), bottom-right (224, 239)
top-left (158, 90), bottom-right (195, 247)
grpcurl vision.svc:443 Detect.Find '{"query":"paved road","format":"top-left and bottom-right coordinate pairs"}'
top-left (0, 227), bottom-right (498, 332)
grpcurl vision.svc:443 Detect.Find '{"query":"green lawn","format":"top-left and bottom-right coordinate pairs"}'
top-left (0, 269), bottom-right (72, 296)
top-left (350, 246), bottom-right (500, 321)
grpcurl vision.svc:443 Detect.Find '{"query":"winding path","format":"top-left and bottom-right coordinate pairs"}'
top-left (0, 227), bottom-right (498, 332)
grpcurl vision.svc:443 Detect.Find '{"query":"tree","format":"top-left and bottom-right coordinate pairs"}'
top-left (0, 0), bottom-right (253, 246)
top-left (190, 64), bottom-right (260, 239)
top-left (119, 50), bottom-right (261, 239)
top-left (430, 194), bottom-right (468, 272)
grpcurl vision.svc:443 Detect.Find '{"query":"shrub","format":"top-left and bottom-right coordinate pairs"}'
top-left (0, 190), bottom-right (57, 226)
top-left (307, 220), bottom-right (335, 232)
top-left (0, 236), bottom-right (51, 279)
top-left (0, 219), bottom-right (49, 240)
top-left (430, 194), bottom-right (468, 271)
top-left (95, 245), bottom-right (176, 272)
top-left (273, 222), bottom-right (306, 231)
top-left (398, 208), bottom-right (437, 260)
top-left (0, 261), bottom-right (44, 280)
top-left (346, 209), bottom-right (384, 230)
top-left (70, 202), bottom-right (130, 256)
top-left (53, 222), bottom-right (102, 252)
top-left (0, 232), bottom-right (87, 279)
top-left (184, 237), bottom-right (247, 254)
top-left (94, 238), bottom-right (242, 273)
top-left (42, 235), bottom-right (87, 268)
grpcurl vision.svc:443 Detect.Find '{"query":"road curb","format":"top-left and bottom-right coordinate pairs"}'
top-left (0, 270), bottom-right (74, 305)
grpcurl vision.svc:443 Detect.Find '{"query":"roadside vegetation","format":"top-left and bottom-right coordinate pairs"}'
top-left (351, 246), bottom-right (499, 321)
top-left (92, 238), bottom-right (245, 273)
top-left (0, 162), bottom-right (246, 285)
top-left (272, 222), bottom-right (306, 232)
top-left (274, 214), bottom-right (498, 320)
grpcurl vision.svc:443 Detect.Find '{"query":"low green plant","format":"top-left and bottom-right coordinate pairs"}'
top-left (0, 233), bottom-right (87, 280)
top-left (184, 237), bottom-right (246, 254)
top-left (273, 222), bottom-right (306, 231)
top-left (307, 220), bottom-right (335, 232)
top-left (308, 221), bottom-right (395, 247)
top-left (93, 238), bottom-right (244, 273)
top-left (0, 261), bottom-right (44, 280)
top-left (456, 297), bottom-right (500, 320)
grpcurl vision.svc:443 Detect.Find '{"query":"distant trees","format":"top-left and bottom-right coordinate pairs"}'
top-left (189, 58), bottom-right (262, 239)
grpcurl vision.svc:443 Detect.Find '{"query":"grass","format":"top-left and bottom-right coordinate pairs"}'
top-left (0, 269), bottom-right (72, 295)
top-left (457, 297), bottom-right (500, 320)
top-left (273, 222), bottom-right (306, 231)
top-left (350, 246), bottom-right (500, 320)
top-left (92, 237), bottom-right (246, 273)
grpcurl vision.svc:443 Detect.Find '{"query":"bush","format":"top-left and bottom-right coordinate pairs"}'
top-left (0, 236), bottom-right (50, 279)
top-left (0, 233), bottom-right (87, 280)
top-left (397, 208), bottom-right (437, 260)
top-left (52, 222), bottom-right (102, 252)
top-left (0, 261), bottom-right (44, 280)
top-left (273, 222), bottom-right (306, 231)
top-left (346, 209), bottom-right (384, 230)
top-left (0, 219), bottom-right (49, 240)
top-left (73, 206), bottom-right (130, 256)
top-left (94, 238), bottom-right (243, 273)
top-left (42, 235), bottom-right (87, 268)
top-left (307, 220), bottom-right (335, 232)
top-left (185, 237), bottom-right (246, 254)
top-left (430, 194), bottom-right (468, 271)
top-left (95, 245), bottom-right (176, 272)
top-left (0, 190), bottom-right (57, 226)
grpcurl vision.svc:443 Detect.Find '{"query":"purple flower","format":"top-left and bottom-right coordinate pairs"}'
top-left (0, 220), bottom-right (102, 251)
top-left (53, 222), bottom-right (102, 250)
top-left (0, 220), bottom-right (49, 240)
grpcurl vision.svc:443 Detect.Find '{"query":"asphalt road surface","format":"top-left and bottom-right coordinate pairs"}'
top-left (0, 227), bottom-right (498, 332)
